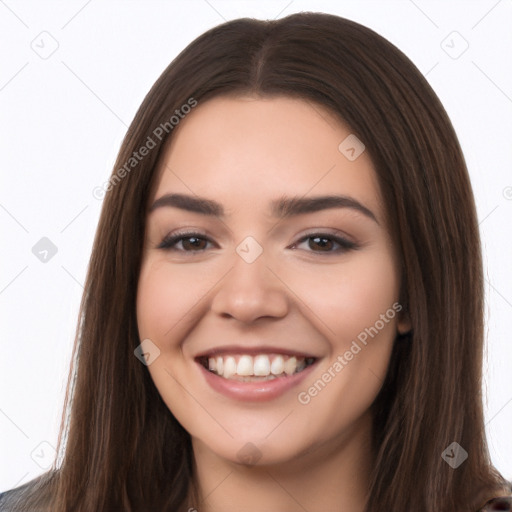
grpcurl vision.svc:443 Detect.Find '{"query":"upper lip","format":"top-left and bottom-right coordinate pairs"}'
top-left (194, 345), bottom-right (320, 359)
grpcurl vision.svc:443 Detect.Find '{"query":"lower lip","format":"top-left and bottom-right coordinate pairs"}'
top-left (197, 361), bottom-right (317, 402)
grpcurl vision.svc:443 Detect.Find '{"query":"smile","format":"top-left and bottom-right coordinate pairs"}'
top-left (197, 353), bottom-right (316, 382)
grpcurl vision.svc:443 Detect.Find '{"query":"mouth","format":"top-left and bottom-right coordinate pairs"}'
top-left (196, 353), bottom-right (317, 382)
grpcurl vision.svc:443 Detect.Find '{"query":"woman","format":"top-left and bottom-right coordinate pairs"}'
top-left (1, 11), bottom-right (510, 512)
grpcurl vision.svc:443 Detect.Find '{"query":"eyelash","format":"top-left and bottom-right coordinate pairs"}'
top-left (157, 230), bottom-right (358, 255)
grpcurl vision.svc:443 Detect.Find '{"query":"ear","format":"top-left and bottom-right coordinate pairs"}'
top-left (396, 307), bottom-right (412, 336)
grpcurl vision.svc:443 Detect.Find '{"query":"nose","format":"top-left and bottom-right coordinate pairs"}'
top-left (210, 248), bottom-right (289, 324)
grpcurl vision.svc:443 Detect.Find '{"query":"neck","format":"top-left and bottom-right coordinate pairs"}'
top-left (188, 411), bottom-right (373, 512)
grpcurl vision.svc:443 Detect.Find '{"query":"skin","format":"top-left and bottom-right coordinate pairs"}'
top-left (136, 95), bottom-right (411, 512)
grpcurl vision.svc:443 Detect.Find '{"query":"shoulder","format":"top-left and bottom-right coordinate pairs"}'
top-left (476, 479), bottom-right (512, 511)
top-left (478, 496), bottom-right (512, 511)
top-left (0, 473), bottom-right (54, 512)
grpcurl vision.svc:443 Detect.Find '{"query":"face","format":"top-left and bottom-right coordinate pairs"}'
top-left (136, 95), bottom-right (410, 468)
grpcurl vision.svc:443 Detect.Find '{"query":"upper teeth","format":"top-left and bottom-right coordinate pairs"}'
top-left (205, 354), bottom-right (314, 380)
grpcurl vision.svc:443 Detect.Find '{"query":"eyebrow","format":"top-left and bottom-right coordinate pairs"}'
top-left (149, 193), bottom-right (378, 223)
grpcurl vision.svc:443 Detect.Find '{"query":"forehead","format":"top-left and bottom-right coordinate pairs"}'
top-left (151, 95), bottom-right (383, 219)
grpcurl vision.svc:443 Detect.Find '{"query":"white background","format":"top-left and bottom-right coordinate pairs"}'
top-left (1, 0), bottom-right (511, 492)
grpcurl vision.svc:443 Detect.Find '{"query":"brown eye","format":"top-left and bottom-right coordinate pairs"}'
top-left (291, 233), bottom-right (357, 254)
top-left (158, 232), bottom-right (212, 252)
top-left (180, 236), bottom-right (208, 251)
top-left (308, 236), bottom-right (335, 251)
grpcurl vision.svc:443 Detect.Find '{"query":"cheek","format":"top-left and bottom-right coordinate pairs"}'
top-left (288, 250), bottom-right (400, 346)
top-left (136, 258), bottom-right (211, 343)
top-left (136, 262), bottom-right (173, 342)
top-left (136, 259), bottom-right (207, 431)
top-left (291, 250), bottom-right (399, 401)
top-left (293, 251), bottom-right (400, 424)
top-left (336, 262), bottom-right (399, 343)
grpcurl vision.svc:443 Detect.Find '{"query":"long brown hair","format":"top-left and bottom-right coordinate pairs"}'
top-left (10, 11), bottom-right (510, 512)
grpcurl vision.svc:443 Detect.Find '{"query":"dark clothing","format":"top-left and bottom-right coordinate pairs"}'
top-left (480, 497), bottom-right (512, 511)
top-left (1, 474), bottom-right (511, 511)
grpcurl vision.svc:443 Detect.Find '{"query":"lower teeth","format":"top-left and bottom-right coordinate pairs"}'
top-left (211, 367), bottom-right (309, 382)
